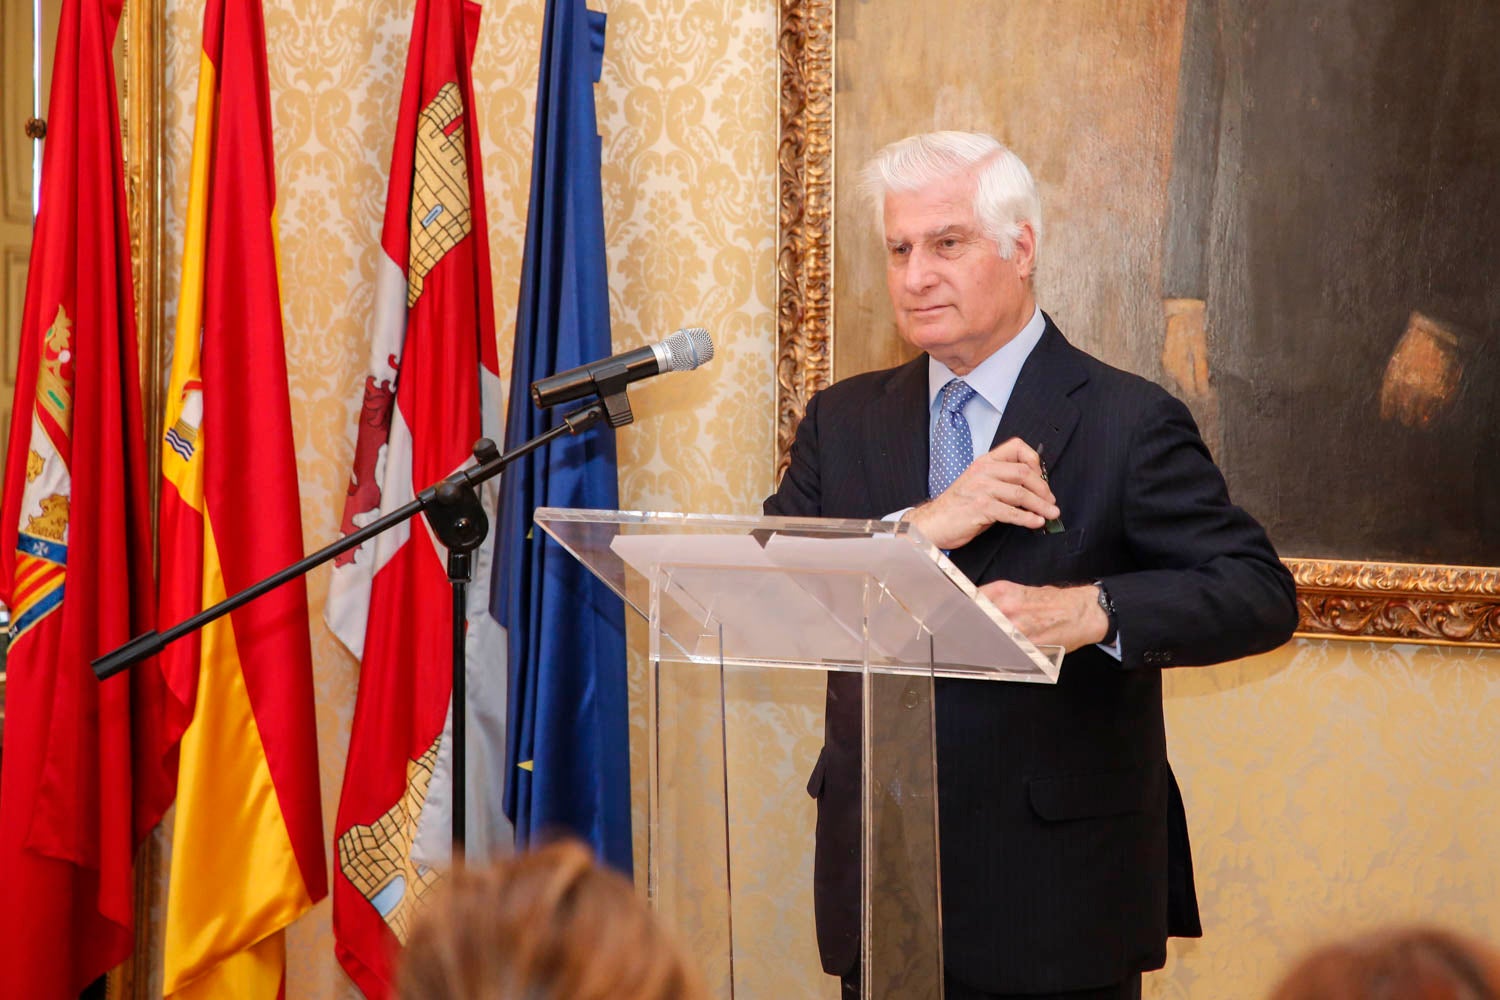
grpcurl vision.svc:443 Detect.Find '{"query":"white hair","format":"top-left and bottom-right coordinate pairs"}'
top-left (859, 131), bottom-right (1042, 263)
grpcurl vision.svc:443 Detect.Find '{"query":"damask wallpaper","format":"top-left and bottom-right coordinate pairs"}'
top-left (1160, 641), bottom-right (1500, 998)
top-left (142, 0), bottom-right (1499, 997)
top-left (151, 0), bottom-right (780, 995)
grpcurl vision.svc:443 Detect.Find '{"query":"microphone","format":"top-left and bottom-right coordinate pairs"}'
top-left (530, 327), bottom-right (714, 409)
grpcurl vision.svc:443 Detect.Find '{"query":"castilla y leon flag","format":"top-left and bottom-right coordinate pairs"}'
top-left (325, 0), bottom-right (503, 993)
top-left (0, 0), bottom-right (168, 994)
top-left (153, 0), bottom-right (327, 994)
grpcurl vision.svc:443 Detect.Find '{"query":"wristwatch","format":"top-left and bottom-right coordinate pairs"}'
top-left (1095, 581), bottom-right (1118, 646)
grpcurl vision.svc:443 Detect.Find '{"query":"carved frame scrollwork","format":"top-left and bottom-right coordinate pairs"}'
top-left (774, 0), bottom-right (1500, 647)
top-left (1292, 560), bottom-right (1500, 646)
top-left (119, 0), bottom-right (168, 997)
top-left (124, 0), bottom-right (167, 473)
top-left (775, 0), bottom-right (834, 477)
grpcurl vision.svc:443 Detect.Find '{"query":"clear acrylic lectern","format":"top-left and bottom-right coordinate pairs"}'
top-left (533, 509), bottom-right (1062, 1000)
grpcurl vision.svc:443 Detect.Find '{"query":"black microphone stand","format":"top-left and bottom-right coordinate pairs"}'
top-left (93, 396), bottom-right (618, 860)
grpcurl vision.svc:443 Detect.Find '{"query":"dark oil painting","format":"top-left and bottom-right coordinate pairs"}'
top-left (829, 0), bottom-right (1500, 568)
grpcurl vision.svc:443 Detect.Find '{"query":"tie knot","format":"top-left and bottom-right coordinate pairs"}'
top-left (940, 379), bottom-right (977, 415)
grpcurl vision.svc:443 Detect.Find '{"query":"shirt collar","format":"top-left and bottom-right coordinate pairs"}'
top-left (927, 304), bottom-right (1046, 413)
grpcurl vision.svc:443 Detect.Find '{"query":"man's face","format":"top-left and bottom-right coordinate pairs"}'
top-left (882, 168), bottom-right (1035, 375)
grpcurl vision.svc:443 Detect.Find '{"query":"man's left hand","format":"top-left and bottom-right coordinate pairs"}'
top-left (979, 581), bottom-right (1109, 653)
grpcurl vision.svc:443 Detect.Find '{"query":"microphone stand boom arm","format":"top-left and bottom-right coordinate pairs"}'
top-left (93, 400), bottom-right (608, 682)
top-left (91, 399), bottom-right (613, 854)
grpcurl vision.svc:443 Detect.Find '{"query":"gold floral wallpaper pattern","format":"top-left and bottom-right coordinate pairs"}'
top-left (1158, 640), bottom-right (1500, 998)
top-left (139, 0), bottom-right (1500, 997)
top-left (153, 0), bottom-right (778, 996)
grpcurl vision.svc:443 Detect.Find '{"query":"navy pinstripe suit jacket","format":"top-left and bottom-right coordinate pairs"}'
top-left (765, 315), bottom-right (1297, 994)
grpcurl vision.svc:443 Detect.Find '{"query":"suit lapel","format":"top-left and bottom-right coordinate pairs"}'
top-left (866, 355), bottom-right (929, 515)
top-left (990, 319), bottom-right (1084, 464)
top-left (953, 317), bottom-right (1086, 582)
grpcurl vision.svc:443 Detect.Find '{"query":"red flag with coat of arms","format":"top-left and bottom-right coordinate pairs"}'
top-left (326, 0), bottom-right (505, 993)
top-left (0, 0), bottom-right (169, 994)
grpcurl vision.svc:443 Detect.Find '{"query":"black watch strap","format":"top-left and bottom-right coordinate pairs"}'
top-left (1095, 581), bottom-right (1118, 646)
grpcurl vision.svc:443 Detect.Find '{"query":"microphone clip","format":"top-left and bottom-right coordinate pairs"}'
top-left (592, 360), bottom-right (636, 428)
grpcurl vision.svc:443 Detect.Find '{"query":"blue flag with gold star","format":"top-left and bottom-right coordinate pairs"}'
top-left (496, 0), bottom-right (630, 873)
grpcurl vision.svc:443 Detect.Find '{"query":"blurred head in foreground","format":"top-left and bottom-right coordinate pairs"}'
top-left (1269, 925), bottom-right (1500, 1000)
top-left (396, 839), bottom-right (704, 1000)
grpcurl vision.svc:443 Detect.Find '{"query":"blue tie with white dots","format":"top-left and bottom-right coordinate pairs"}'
top-left (929, 378), bottom-right (978, 499)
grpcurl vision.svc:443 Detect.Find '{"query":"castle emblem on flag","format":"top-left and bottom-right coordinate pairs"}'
top-left (407, 82), bottom-right (472, 306)
top-left (335, 738), bottom-right (443, 944)
top-left (36, 307), bottom-right (75, 439)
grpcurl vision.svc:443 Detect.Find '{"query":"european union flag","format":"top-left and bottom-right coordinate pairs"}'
top-left (497, 0), bottom-right (631, 873)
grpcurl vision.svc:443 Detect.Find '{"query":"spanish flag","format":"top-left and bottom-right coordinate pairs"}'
top-left (156, 0), bottom-right (326, 994)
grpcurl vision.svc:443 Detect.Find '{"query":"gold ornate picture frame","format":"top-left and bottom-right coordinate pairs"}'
top-left (123, 0), bottom-right (167, 485)
top-left (773, 0), bottom-right (1500, 647)
top-left (119, 1), bottom-right (168, 996)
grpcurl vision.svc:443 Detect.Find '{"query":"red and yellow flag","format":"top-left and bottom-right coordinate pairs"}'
top-left (325, 0), bottom-right (502, 993)
top-left (156, 0), bottom-right (327, 994)
top-left (0, 0), bottom-right (168, 994)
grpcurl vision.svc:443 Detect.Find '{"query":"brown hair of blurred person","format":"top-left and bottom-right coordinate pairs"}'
top-left (395, 839), bottom-right (705, 1000)
top-left (1269, 926), bottom-right (1500, 1000)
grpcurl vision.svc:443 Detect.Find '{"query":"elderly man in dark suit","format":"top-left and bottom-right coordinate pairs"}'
top-left (765, 132), bottom-right (1298, 1000)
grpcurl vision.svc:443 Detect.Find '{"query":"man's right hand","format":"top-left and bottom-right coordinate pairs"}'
top-left (906, 437), bottom-right (1060, 550)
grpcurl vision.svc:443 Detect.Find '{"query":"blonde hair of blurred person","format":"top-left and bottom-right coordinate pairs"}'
top-left (396, 839), bottom-right (705, 1000)
top-left (1269, 926), bottom-right (1500, 1000)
